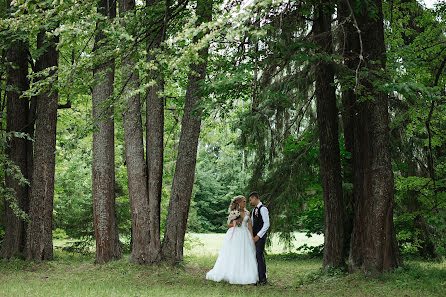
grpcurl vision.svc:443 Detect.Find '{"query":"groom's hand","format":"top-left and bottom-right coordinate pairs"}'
top-left (254, 235), bottom-right (260, 243)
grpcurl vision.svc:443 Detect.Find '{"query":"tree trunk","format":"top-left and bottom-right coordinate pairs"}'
top-left (338, 0), bottom-right (359, 261)
top-left (0, 38), bottom-right (30, 259)
top-left (26, 95), bottom-right (37, 202)
top-left (92, 0), bottom-right (122, 264)
top-left (313, 3), bottom-right (345, 268)
top-left (25, 31), bottom-right (58, 261)
top-left (161, 0), bottom-right (212, 264)
top-left (119, 0), bottom-right (152, 264)
top-left (346, 0), bottom-right (402, 273)
top-left (146, 0), bottom-right (169, 263)
top-left (146, 71), bottom-right (164, 263)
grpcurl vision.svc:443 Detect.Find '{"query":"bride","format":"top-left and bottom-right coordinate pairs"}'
top-left (206, 195), bottom-right (258, 285)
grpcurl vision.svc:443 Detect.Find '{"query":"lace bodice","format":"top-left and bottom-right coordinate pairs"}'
top-left (241, 214), bottom-right (250, 227)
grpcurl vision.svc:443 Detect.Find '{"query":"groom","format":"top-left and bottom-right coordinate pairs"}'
top-left (249, 191), bottom-right (270, 285)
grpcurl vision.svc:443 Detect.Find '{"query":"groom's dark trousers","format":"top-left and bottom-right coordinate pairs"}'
top-left (255, 234), bottom-right (267, 283)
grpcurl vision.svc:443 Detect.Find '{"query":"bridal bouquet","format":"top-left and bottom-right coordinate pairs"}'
top-left (228, 209), bottom-right (241, 227)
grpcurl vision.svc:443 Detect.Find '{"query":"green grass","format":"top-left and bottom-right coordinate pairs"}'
top-left (0, 234), bottom-right (445, 296)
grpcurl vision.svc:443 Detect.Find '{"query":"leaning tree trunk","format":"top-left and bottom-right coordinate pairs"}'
top-left (346, 0), bottom-right (402, 273)
top-left (25, 31), bottom-right (58, 261)
top-left (313, 3), bottom-right (345, 268)
top-left (92, 0), bottom-right (122, 264)
top-left (146, 0), bottom-right (169, 263)
top-left (0, 38), bottom-right (30, 259)
top-left (161, 0), bottom-right (212, 264)
top-left (119, 0), bottom-right (152, 264)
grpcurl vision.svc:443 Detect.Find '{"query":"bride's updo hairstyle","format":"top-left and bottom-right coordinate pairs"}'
top-left (229, 195), bottom-right (245, 212)
top-left (228, 195), bottom-right (250, 218)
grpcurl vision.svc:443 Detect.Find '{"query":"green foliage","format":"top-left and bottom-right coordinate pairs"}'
top-left (384, 0), bottom-right (446, 258)
top-left (53, 107), bottom-right (94, 241)
top-left (52, 228), bottom-right (68, 240)
top-left (296, 243), bottom-right (324, 258)
top-left (53, 106), bottom-right (132, 247)
top-left (0, 131), bottom-right (29, 222)
top-left (188, 119), bottom-right (249, 233)
top-left (394, 175), bottom-right (446, 258)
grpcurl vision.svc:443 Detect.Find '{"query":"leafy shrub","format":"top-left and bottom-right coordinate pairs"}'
top-left (394, 175), bottom-right (446, 259)
top-left (296, 243), bottom-right (324, 257)
top-left (52, 228), bottom-right (68, 240)
top-left (61, 239), bottom-right (94, 256)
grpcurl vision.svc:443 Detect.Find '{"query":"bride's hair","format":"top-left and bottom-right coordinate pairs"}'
top-left (229, 196), bottom-right (250, 218)
top-left (229, 195), bottom-right (245, 212)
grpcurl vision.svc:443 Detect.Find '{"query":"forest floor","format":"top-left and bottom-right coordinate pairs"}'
top-left (0, 234), bottom-right (445, 296)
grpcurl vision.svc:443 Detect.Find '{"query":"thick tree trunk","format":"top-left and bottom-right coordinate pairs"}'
top-left (146, 71), bottom-right (164, 262)
top-left (25, 31), bottom-right (58, 261)
top-left (346, 0), bottom-right (402, 273)
top-left (338, 0), bottom-right (359, 261)
top-left (161, 0), bottom-right (212, 264)
top-left (92, 0), bottom-right (122, 264)
top-left (313, 3), bottom-right (345, 268)
top-left (145, 0), bottom-right (168, 263)
top-left (0, 39), bottom-right (30, 259)
top-left (119, 0), bottom-right (152, 264)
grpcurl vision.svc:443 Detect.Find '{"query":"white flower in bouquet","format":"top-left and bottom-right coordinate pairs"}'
top-left (227, 209), bottom-right (241, 226)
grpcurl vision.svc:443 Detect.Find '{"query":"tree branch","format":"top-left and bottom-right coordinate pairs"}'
top-left (344, 0), bottom-right (364, 93)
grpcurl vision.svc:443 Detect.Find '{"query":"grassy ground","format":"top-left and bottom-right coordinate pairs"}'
top-left (1, 234), bottom-right (445, 297)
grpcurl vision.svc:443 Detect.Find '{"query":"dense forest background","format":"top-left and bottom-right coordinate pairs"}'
top-left (0, 0), bottom-right (445, 271)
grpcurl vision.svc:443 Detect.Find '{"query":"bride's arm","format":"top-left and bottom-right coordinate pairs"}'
top-left (227, 218), bottom-right (235, 229)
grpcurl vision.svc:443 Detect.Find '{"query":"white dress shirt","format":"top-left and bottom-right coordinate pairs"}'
top-left (251, 201), bottom-right (270, 238)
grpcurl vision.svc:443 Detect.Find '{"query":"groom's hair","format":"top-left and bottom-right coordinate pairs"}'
top-left (248, 191), bottom-right (259, 199)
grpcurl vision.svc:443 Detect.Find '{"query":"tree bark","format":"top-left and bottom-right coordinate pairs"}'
top-left (92, 0), bottom-right (122, 264)
top-left (25, 31), bottom-right (58, 261)
top-left (0, 38), bottom-right (30, 259)
top-left (146, 0), bottom-right (169, 263)
top-left (338, 0), bottom-right (359, 261)
top-left (161, 0), bottom-right (212, 264)
top-left (26, 95), bottom-right (37, 201)
top-left (345, 0), bottom-right (402, 273)
top-left (146, 72), bottom-right (164, 263)
top-left (119, 0), bottom-right (152, 264)
top-left (313, 3), bottom-right (345, 268)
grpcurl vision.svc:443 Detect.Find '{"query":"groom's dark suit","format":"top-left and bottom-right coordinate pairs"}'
top-left (252, 203), bottom-right (269, 284)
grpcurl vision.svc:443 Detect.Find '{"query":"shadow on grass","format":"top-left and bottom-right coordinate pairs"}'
top-left (374, 260), bottom-right (446, 293)
top-left (267, 252), bottom-right (322, 261)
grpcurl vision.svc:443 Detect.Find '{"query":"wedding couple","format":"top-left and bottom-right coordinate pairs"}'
top-left (206, 191), bottom-right (270, 285)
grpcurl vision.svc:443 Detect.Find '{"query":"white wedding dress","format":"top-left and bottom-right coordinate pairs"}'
top-left (206, 215), bottom-right (258, 284)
